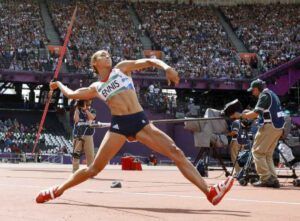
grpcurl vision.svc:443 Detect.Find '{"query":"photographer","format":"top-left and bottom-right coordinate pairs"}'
top-left (72, 100), bottom-right (96, 173)
top-left (231, 79), bottom-right (284, 188)
top-left (229, 111), bottom-right (254, 175)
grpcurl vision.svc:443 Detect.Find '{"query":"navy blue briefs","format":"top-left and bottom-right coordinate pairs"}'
top-left (110, 111), bottom-right (149, 138)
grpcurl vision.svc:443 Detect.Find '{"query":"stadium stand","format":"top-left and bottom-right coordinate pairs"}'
top-left (1, 1), bottom-right (298, 78)
top-left (134, 2), bottom-right (252, 79)
top-left (0, 111), bottom-right (72, 155)
top-left (0, 0), bottom-right (51, 71)
top-left (46, 0), bottom-right (143, 73)
top-left (221, 4), bottom-right (300, 71)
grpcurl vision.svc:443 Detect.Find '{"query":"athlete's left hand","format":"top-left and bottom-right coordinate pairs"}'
top-left (166, 67), bottom-right (180, 86)
top-left (49, 81), bottom-right (59, 90)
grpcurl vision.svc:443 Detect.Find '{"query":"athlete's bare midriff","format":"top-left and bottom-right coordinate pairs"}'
top-left (105, 89), bottom-right (143, 115)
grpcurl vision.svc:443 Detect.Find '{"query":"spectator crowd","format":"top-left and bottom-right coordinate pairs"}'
top-left (0, 118), bottom-right (39, 154)
top-left (135, 3), bottom-right (249, 80)
top-left (221, 3), bottom-right (300, 71)
top-left (47, 0), bottom-right (143, 74)
top-left (0, 117), bottom-right (71, 155)
top-left (0, 0), bottom-right (52, 72)
top-left (0, 1), bottom-right (299, 79)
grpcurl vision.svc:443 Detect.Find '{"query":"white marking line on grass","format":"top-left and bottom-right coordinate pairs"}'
top-left (0, 182), bottom-right (300, 206)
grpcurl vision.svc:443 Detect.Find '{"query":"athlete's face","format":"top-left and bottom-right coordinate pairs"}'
top-left (93, 51), bottom-right (112, 70)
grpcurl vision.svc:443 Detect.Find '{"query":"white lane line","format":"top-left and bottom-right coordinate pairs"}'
top-left (1, 182), bottom-right (300, 206)
top-left (81, 189), bottom-right (300, 206)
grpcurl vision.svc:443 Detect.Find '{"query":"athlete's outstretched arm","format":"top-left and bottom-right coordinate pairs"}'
top-left (116, 59), bottom-right (170, 72)
top-left (116, 59), bottom-right (180, 86)
top-left (50, 81), bottom-right (98, 100)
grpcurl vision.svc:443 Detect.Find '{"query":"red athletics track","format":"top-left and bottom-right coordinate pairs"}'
top-left (0, 163), bottom-right (299, 221)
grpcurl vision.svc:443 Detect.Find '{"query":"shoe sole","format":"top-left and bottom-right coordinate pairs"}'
top-left (212, 176), bottom-right (234, 206)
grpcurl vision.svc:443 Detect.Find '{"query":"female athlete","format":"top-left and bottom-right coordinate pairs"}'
top-left (36, 50), bottom-right (234, 206)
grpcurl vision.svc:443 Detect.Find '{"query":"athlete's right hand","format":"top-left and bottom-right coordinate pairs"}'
top-left (49, 81), bottom-right (59, 90)
top-left (166, 67), bottom-right (180, 86)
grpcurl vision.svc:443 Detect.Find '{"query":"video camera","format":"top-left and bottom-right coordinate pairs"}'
top-left (75, 100), bottom-right (92, 109)
top-left (222, 99), bottom-right (254, 130)
top-left (221, 99), bottom-right (243, 118)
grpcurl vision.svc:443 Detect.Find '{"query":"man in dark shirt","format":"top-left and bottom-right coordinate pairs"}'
top-left (231, 79), bottom-right (284, 188)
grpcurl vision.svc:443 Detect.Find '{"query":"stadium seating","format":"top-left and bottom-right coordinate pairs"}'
top-left (0, 0), bottom-right (50, 71)
top-left (221, 4), bottom-right (300, 71)
top-left (1, 1), bottom-right (298, 78)
top-left (0, 111), bottom-right (72, 154)
top-left (47, 0), bottom-right (142, 73)
top-left (134, 3), bottom-right (245, 79)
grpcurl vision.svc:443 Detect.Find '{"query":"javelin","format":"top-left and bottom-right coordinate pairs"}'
top-left (78, 117), bottom-right (225, 129)
top-left (32, 6), bottom-right (77, 154)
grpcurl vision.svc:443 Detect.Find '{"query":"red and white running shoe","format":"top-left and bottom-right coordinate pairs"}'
top-left (207, 176), bottom-right (234, 206)
top-left (36, 186), bottom-right (61, 203)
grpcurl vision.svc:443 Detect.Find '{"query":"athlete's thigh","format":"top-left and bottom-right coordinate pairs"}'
top-left (92, 131), bottom-right (127, 169)
top-left (136, 123), bottom-right (176, 157)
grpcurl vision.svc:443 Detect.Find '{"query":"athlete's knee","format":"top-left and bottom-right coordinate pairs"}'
top-left (168, 144), bottom-right (185, 162)
top-left (86, 166), bottom-right (99, 178)
top-left (86, 164), bottom-right (103, 178)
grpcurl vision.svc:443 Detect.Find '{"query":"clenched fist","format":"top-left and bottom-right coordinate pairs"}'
top-left (166, 67), bottom-right (180, 86)
top-left (49, 81), bottom-right (60, 90)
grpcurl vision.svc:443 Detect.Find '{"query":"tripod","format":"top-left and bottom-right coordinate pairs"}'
top-left (230, 125), bottom-right (259, 186)
top-left (193, 145), bottom-right (231, 177)
top-left (276, 140), bottom-right (300, 186)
